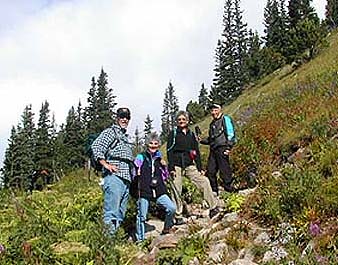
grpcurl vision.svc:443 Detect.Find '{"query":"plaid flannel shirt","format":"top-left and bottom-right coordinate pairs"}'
top-left (91, 124), bottom-right (134, 182)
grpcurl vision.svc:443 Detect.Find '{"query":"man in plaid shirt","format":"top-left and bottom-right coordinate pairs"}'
top-left (91, 107), bottom-right (134, 234)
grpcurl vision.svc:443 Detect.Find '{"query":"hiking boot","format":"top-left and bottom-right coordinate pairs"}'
top-left (161, 227), bottom-right (177, 235)
top-left (209, 207), bottom-right (221, 219)
top-left (175, 217), bottom-right (186, 225)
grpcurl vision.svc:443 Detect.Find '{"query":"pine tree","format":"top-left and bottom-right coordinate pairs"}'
top-left (263, 0), bottom-right (289, 56)
top-left (233, 0), bottom-right (248, 86)
top-left (133, 127), bottom-right (143, 155)
top-left (17, 105), bottom-right (36, 190)
top-left (245, 30), bottom-right (262, 82)
top-left (85, 77), bottom-right (98, 134)
top-left (288, 0), bottom-right (318, 29)
top-left (198, 83), bottom-right (209, 114)
top-left (160, 82), bottom-right (179, 141)
top-left (63, 104), bottom-right (86, 170)
top-left (2, 105), bottom-right (36, 190)
top-left (186, 100), bottom-right (205, 124)
top-left (144, 114), bottom-right (154, 140)
top-left (326, 0), bottom-right (338, 29)
top-left (211, 0), bottom-right (248, 105)
top-left (95, 68), bottom-right (116, 132)
top-left (2, 127), bottom-right (19, 188)
top-left (35, 101), bottom-right (53, 175)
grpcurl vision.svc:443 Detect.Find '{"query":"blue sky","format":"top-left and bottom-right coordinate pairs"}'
top-left (0, 0), bottom-right (326, 169)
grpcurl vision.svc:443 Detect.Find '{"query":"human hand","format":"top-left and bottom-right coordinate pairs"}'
top-left (101, 160), bottom-right (118, 173)
top-left (224, 150), bottom-right (230, 156)
top-left (160, 159), bottom-right (167, 166)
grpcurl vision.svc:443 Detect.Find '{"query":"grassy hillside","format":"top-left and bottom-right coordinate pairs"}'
top-left (1, 31), bottom-right (338, 264)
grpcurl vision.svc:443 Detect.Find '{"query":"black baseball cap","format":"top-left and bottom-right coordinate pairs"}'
top-left (116, 107), bottom-right (131, 120)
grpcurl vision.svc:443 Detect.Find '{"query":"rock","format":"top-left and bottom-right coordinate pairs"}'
top-left (222, 212), bottom-right (239, 225)
top-left (262, 246), bottom-right (288, 263)
top-left (238, 187), bottom-right (257, 197)
top-left (254, 232), bottom-right (271, 245)
top-left (149, 234), bottom-right (180, 250)
top-left (208, 242), bottom-right (228, 263)
top-left (237, 248), bottom-right (255, 261)
top-left (210, 228), bottom-right (231, 241)
top-left (188, 257), bottom-right (200, 265)
top-left (228, 259), bottom-right (258, 265)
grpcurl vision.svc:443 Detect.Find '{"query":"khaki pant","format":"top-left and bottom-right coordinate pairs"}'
top-left (171, 165), bottom-right (217, 217)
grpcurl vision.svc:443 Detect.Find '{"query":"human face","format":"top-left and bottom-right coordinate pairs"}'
top-left (117, 116), bottom-right (130, 129)
top-left (176, 115), bottom-right (188, 128)
top-left (211, 108), bottom-right (222, 120)
top-left (148, 140), bottom-right (160, 153)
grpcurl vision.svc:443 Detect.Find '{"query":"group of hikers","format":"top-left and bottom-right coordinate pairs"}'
top-left (91, 103), bottom-right (236, 242)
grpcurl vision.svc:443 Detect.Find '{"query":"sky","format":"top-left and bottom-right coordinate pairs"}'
top-left (0, 0), bottom-right (326, 168)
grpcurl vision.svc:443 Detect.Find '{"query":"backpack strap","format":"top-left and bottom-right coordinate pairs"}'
top-left (166, 128), bottom-right (177, 152)
top-left (223, 115), bottom-right (236, 142)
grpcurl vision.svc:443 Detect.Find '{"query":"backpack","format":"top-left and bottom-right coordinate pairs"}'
top-left (223, 115), bottom-right (237, 146)
top-left (86, 132), bottom-right (118, 172)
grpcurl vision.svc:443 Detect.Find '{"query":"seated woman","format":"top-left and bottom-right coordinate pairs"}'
top-left (134, 132), bottom-right (176, 242)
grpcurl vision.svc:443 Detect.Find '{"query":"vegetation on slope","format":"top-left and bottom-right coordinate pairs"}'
top-left (1, 31), bottom-right (338, 264)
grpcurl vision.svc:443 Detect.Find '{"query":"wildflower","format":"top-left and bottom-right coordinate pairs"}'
top-left (316, 255), bottom-right (328, 264)
top-left (309, 222), bottom-right (321, 236)
top-left (0, 243), bottom-right (5, 254)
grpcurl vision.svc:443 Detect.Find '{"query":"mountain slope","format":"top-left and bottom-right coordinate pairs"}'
top-left (1, 31), bottom-right (338, 264)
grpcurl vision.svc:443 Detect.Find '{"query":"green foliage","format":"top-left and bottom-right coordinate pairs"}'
top-left (185, 100), bottom-right (205, 124)
top-left (181, 176), bottom-right (203, 204)
top-left (220, 192), bottom-right (245, 213)
top-left (157, 235), bottom-right (208, 265)
top-left (0, 170), bottom-right (139, 264)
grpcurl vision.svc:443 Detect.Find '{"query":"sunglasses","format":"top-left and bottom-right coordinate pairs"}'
top-left (177, 118), bottom-right (187, 121)
top-left (117, 113), bottom-right (131, 120)
top-left (148, 141), bottom-right (159, 145)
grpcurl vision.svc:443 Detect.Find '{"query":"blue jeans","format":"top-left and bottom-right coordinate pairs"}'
top-left (103, 174), bottom-right (129, 234)
top-left (136, 194), bottom-right (176, 241)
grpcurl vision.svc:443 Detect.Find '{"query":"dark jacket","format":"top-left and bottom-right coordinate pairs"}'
top-left (133, 150), bottom-right (168, 200)
top-left (200, 114), bottom-right (234, 150)
top-left (167, 127), bottom-right (202, 172)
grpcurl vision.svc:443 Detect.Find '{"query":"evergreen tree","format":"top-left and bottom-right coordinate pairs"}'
top-left (95, 68), bottom-right (116, 132)
top-left (245, 30), bottom-right (263, 82)
top-left (34, 101), bottom-right (53, 174)
top-left (63, 104), bottom-right (86, 170)
top-left (326, 0), bottom-right (338, 29)
top-left (133, 127), bottom-right (143, 155)
top-left (233, 0), bottom-right (248, 86)
top-left (85, 69), bottom-right (117, 136)
top-left (211, 0), bottom-right (248, 105)
top-left (198, 83), bottom-right (209, 114)
top-left (17, 105), bottom-right (36, 190)
top-left (85, 77), bottom-right (98, 134)
top-left (288, 0), bottom-right (318, 29)
top-left (160, 82), bottom-right (179, 141)
top-left (2, 105), bottom-right (36, 190)
top-left (144, 114), bottom-right (154, 140)
top-left (263, 0), bottom-right (289, 57)
top-left (186, 100), bottom-right (205, 124)
top-left (2, 127), bottom-right (19, 188)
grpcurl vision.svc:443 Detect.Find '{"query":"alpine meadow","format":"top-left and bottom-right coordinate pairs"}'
top-left (1, 0), bottom-right (338, 264)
